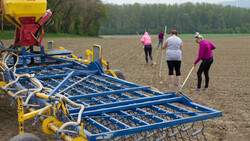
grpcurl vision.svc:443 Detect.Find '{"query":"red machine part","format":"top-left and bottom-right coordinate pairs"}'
top-left (14, 10), bottom-right (52, 46)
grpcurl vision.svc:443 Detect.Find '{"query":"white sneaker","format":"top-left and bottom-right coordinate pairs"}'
top-left (191, 88), bottom-right (201, 91)
top-left (201, 88), bottom-right (208, 91)
top-left (177, 83), bottom-right (182, 87)
top-left (169, 83), bottom-right (174, 87)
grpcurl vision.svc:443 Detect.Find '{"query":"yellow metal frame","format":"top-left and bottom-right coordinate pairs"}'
top-left (104, 70), bottom-right (118, 78)
top-left (46, 41), bottom-right (55, 50)
top-left (151, 86), bottom-right (160, 92)
top-left (0, 81), bottom-right (7, 94)
top-left (58, 47), bottom-right (90, 65)
top-left (17, 97), bottom-right (24, 134)
top-left (58, 46), bottom-right (115, 77)
top-left (92, 44), bottom-right (102, 62)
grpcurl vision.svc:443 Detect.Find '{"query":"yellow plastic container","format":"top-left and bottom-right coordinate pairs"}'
top-left (1, 0), bottom-right (47, 28)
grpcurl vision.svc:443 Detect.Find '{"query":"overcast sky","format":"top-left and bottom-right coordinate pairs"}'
top-left (102, 0), bottom-right (236, 5)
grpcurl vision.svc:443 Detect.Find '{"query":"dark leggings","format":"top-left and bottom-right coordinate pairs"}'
top-left (144, 45), bottom-right (153, 63)
top-left (197, 59), bottom-right (213, 88)
top-left (167, 61), bottom-right (181, 76)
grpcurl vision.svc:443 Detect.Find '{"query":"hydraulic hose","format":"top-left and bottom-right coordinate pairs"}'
top-left (55, 93), bottom-right (84, 132)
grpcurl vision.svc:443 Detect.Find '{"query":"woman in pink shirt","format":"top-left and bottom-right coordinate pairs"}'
top-left (193, 32), bottom-right (216, 91)
top-left (141, 32), bottom-right (155, 65)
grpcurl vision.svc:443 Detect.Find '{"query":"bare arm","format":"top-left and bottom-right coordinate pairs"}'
top-left (162, 42), bottom-right (167, 49)
top-left (180, 43), bottom-right (183, 53)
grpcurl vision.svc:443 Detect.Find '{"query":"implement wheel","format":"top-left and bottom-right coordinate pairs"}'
top-left (113, 70), bottom-right (126, 80)
top-left (11, 133), bottom-right (41, 141)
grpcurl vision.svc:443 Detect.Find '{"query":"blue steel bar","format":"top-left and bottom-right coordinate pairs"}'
top-left (68, 94), bottom-right (175, 113)
top-left (21, 47), bottom-right (27, 67)
top-left (71, 97), bottom-right (182, 117)
top-left (49, 71), bottom-right (75, 96)
top-left (59, 75), bottom-right (92, 94)
top-left (69, 86), bottom-right (151, 100)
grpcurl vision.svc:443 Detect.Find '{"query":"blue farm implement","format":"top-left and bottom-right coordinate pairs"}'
top-left (0, 45), bottom-right (222, 141)
top-left (0, 0), bottom-right (222, 140)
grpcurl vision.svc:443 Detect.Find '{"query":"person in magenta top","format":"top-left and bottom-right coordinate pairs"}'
top-left (157, 31), bottom-right (164, 49)
top-left (193, 32), bottom-right (216, 91)
top-left (141, 32), bottom-right (155, 65)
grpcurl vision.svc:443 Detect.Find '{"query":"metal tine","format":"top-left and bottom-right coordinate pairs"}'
top-left (181, 124), bottom-right (193, 132)
top-left (179, 112), bottom-right (193, 141)
top-left (191, 129), bottom-right (202, 137)
top-left (169, 130), bottom-right (180, 138)
top-left (154, 129), bottom-right (164, 140)
top-left (188, 122), bottom-right (200, 141)
top-left (176, 125), bottom-right (185, 141)
top-left (169, 126), bottom-right (178, 141)
top-left (112, 102), bottom-right (207, 141)
top-left (199, 121), bottom-right (207, 141)
top-left (191, 121), bottom-right (207, 141)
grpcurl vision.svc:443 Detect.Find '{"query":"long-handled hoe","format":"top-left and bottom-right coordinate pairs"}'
top-left (175, 66), bottom-right (194, 96)
top-left (159, 26), bottom-right (167, 84)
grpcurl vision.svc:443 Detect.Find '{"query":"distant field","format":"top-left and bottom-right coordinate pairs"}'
top-left (1, 30), bottom-right (250, 40)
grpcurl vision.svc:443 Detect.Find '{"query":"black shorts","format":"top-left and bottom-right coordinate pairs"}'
top-left (167, 61), bottom-right (181, 76)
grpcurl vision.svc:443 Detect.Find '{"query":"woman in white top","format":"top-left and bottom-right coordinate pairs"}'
top-left (162, 30), bottom-right (183, 87)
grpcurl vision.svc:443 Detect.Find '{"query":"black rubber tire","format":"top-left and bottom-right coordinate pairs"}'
top-left (113, 70), bottom-right (125, 80)
top-left (11, 133), bottom-right (41, 141)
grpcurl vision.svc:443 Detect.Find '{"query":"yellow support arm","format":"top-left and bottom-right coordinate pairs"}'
top-left (17, 97), bottom-right (24, 134)
top-left (59, 47), bottom-right (78, 59)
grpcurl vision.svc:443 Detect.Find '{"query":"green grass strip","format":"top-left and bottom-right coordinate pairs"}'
top-left (0, 30), bottom-right (101, 40)
top-left (179, 34), bottom-right (250, 38)
top-left (0, 30), bottom-right (15, 40)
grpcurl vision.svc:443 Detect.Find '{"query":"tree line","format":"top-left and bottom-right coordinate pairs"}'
top-left (1, 1), bottom-right (250, 35)
top-left (101, 2), bottom-right (250, 35)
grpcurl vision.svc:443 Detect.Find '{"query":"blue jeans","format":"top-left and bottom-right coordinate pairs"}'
top-left (157, 39), bottom-right (163, 49)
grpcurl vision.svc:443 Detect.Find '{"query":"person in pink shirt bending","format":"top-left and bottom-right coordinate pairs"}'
top-left (141, 32), bottom-right (156, 65)
top-left (193, 32), bottom-right (216, 91)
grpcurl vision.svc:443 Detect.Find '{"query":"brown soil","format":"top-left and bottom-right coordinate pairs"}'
top-left (0, 36), bottom-right (249, 141)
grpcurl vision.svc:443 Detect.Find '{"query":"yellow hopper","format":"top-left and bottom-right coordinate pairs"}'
top-left (1, 0), bottom-right (47, 28)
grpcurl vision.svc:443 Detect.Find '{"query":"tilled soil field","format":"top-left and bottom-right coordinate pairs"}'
top-left (0, 35), bottom-right (249, 141)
